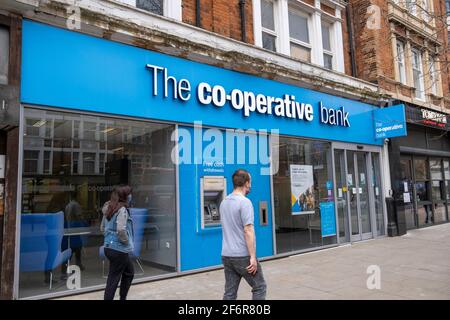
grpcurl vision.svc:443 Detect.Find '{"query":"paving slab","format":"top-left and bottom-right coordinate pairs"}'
top-left (58, 223), bottom-right (450, 300)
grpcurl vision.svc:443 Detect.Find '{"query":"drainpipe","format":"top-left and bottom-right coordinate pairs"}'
top-left (196, 0), bottom-right (201, 28)
top-left (346, 2), bottom-right (357, 77)
top-left (239, 0), bottom-right (247, 42)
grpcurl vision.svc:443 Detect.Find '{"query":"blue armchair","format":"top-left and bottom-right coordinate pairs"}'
top-left (20, 212), bottom-right (72, 290)
top-left (99, 208), bottom-right (149, 277)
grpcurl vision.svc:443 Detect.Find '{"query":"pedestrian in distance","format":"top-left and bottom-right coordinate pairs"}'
top-left (220, 169), bottom-right (267, 300)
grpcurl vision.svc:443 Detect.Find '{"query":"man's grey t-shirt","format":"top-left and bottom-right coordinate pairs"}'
top-left (220, 193), bottom-right (255, 257)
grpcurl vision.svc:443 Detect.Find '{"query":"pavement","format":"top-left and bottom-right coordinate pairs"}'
top-left (59, 223), bottom-right (450, 300)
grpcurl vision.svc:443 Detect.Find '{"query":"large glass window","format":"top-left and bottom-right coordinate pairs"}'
top-left (273, 137), bottom-right (336, 254)
top-left (20, 108), bottom-right (177, 298)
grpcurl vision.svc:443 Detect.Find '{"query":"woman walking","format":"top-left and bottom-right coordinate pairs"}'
top-left (101, 185), bottom-right (135, 300)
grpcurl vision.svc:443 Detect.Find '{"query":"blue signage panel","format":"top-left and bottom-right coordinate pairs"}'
top-left (21, 20), bottom-right (389, 146)
top-left (320, 202), bottom-right (336, 238)
top-left (373, 104), bottom-right (407, 139)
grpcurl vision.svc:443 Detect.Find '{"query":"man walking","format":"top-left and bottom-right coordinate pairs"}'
top-left (220, 169), bottom-right (267, 300)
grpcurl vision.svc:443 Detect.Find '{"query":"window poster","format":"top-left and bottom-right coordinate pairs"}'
top-left (290, 165), bottom-right (315, 215)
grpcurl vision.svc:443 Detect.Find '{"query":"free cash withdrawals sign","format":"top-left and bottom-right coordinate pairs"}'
top-left (373, 104), bottom-right (407, 139)
top-left (290, 165), bottom-right (315, 215)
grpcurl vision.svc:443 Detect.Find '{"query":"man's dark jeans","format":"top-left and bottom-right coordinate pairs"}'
top-left (222, 256), bottom-right (267, 300)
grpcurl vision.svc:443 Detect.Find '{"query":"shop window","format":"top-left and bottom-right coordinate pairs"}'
top-left (288, 8), bottom-right (311, 62)
top-left (23, 150), bottom-right (39, 174)
top-left (0, 25), bottom-right (8, 85)
top-left (430, 158), bottom-right (443, 180)
top-left (20, 108), bottom-right (177, 298)
top-left (261, 0), bottom-right (278, 52)
top-left (414, 158), bottom-right (429, 180)
top-left (273, 137), bottom-right (336, 254)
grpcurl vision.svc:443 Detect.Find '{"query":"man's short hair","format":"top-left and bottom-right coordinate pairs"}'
top-left (232, 169), bottom-right (250, 188)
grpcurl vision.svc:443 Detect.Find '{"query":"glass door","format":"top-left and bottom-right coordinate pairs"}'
top-left (333, 147), bottom-right (381, 242)
top-left (371, 153), bottom-right (385, 236)
top-left (346, 150), bottom-right (360, 239)
top-left (334, 149), bottom-right (350, 243)
top-left (400, 155), bottom-right (417, 229)
top-left (356, 151), bottom-right (372, 240)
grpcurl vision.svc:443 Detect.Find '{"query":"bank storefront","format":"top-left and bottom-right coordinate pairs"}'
top-left (15, 20), bottom-right (405, 299)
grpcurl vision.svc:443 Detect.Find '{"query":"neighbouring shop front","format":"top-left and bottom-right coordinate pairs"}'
top-left (389, 104), bottom-right (450, 233)
top-left (15, 20), bottom-right (406, 299)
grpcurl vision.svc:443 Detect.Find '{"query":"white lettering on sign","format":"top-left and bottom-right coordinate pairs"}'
top-left (421, 109), bottom-right (447, 124)
top-left (146, 64), bottom-right (351, 127)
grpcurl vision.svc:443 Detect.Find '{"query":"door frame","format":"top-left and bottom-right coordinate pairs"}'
top-left (332, 142), bottom-right (384, 243)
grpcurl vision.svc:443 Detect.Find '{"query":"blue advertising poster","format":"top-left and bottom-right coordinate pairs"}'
top-left (320, 202), bottom-right (336, 237)
top-left (373, 104), bottom-right (407, 139)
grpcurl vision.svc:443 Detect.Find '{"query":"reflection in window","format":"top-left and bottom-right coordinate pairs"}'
top-left (20, 108), bottom-right (177, 298)
top-left (430, 159), bottom-right (443, 180)
top-left (415, 181), bottom-right (428, 202)
top-left (414, 158), bottom-right (428, 180)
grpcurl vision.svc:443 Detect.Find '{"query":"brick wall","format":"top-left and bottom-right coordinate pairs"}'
top-left (433, 0), bottom-right (450, 99)
top-left (341, 6), bottom-right (354, 77)
top-left (349, 0), bottom-right (394, 83)
top-left (182, 0), bottom-right (254, 44)
top-left (349, 0), bottom-right (449, 105)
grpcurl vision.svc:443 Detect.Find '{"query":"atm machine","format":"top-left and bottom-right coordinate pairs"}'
top-left (200, 176), bottom-right (227, 228)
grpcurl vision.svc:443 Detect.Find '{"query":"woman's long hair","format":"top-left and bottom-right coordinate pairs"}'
top-left (105, 185), bottom-right (132, 221)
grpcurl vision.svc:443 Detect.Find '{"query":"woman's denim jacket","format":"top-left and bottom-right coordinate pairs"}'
top-left (102, 206), bottom-right (134, 254)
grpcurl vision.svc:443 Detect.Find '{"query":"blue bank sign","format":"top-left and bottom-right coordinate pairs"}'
top-left (373, 104), bottom-right (407, 139)
top-left (20, 20), bottom-right (406, 146)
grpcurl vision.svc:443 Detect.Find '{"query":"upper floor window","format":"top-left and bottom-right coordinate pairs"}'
top-left (429, 56), bottom-right (438, 96)
top-left (412, 48), bottom-right (425, 100)
top-left (0, 25), bottom-right (9, 85)
top-left (396, 40), bottom-right (406, 85)
top-left (446, 0), bottom-right (450, 13)
top-left (321, 22), bottom-right (333, 70)
top-left (261, 0), bottom-right (278, 52)
top-left (405, 0), bottom-right (417, 16)
top-left (136, 0), bottom-right (163, 15)
top-left (288, 8), bottom-right (311, 62)
top-left (116, 0), bottom-right (181, 20)
top-left (254, 0), bottom-right (344, 72)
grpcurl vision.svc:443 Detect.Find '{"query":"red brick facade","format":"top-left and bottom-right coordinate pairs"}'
top-left (182, 0), bottom-right (254, 44)
top-left (182, 0), bottom-right (449, 108)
